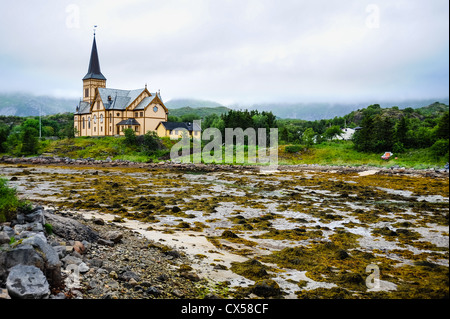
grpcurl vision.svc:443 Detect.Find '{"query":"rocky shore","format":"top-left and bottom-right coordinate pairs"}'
top-left (0, 206), bottom-right (204, 299)
top-left (1, 155), bottom-right (448, 177)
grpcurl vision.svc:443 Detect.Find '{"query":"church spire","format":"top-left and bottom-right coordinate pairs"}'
top-left (83, 30), bottom-right (106, 81)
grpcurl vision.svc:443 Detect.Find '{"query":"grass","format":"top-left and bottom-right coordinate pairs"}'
top-left (279, 141), bottom-right (448, 169)
top-left (8, 137), bottom-right (447, 169)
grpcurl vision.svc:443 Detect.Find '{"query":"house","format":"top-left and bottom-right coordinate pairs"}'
top-left (156, 121), bottom-right (201, 139)
top-left (74, 34), bottom-right (168, 137)
top-left (335, 128), bottom-right (356, 141)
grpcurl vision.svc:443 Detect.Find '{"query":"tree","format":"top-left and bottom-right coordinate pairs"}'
top-left (435, 111), bottom-right (449, 140)
top-left (353, 114), bottom-right (375, 152)
top-left (123, 128), bottom-right (137, 147)
top-left (0, 125), bottom-right (10, 153)
top-left (395, 116), bottom-right (409, 146)
top-left (324, 125), bottom-right (343, 141)
top-left (20, 126), bottom-right (39, 155)
top-left (302, 128), bottom-right (316, 148)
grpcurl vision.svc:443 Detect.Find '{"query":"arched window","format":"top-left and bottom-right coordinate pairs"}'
top-left (100, 114), bottom-right (103, 123)
top-left (93, 115), bottom-right (97, 124)
top-left (88, 117), bottom-right (91, 129)
top-left (82, 117), bottom-right (85, 129)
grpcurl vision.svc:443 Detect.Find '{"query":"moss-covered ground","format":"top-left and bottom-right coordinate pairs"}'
top-left (1, 163), bottom-right (448, 299)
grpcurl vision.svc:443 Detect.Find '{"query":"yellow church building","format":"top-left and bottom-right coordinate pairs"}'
top-left (74, 34), bottom-right (168, 137)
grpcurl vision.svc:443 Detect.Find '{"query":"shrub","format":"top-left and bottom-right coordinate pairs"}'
top-left (285, 145), bottom-right (303, 153)
top-left (0, 177), bottom-right (30, 222)
top-left (430, 139), bottom-right (449, 158)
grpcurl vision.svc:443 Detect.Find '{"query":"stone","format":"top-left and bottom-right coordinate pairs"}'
top-left (5, 245), bottom-right (45, 270)
top-left (43, 211), bottom-right (99, 242)
top-left (22, 234), bottom-right (62, 287)
top-left (6, 264), bottom-right (50, 299)
top-left (250, 279), bottom-right (282, 297)
top-left (73, 241), bottom-right (86, 254)
top-left (78, 262), bottom-right (90, 273)
top-left (24, 207), bottom-right (45, 224)
top-left (61, 255), bottom-right (83, 266)
top-left (0, 231), bottom-right (10, 245)
top-left (103, 231), bottom-right (123, 244)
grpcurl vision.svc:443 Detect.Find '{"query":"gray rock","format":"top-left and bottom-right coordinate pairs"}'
top-left (43, 211), bottom-right (99, 242)
top-left (0, 231), bottom-right (10, 245)
top-left (24, 207), bottom-right (45, 224)
top-left (6, 264), bottom-right (50, 299)
top-left (1, 226), bottom-right (15, 238)
top-left (5, 244), bottom-right (44, 270)
top-left (22, 234), bottom-right (62, 286)
top-left (78, 262), bottom-right (90, 273)
top-left (14, 221), bottom-right (44, 234)
top-left (61, 255), bottom-right (83, 266)
top-left (103, 231), bottom-right (123, 244)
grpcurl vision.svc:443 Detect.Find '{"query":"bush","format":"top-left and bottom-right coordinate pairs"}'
top-left (430, 139), bottom-right (449, 158)
top-left (285, 145), bottom-right (303, 153)
top-left (0, 177), bottom-right (30, 222)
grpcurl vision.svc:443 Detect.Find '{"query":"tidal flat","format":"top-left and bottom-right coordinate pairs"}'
top-left (1, 163), bottom-right (448, 299)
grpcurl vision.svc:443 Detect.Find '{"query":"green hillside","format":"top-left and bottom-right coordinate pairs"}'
top-left (168, 106), bottom-right (231, 119)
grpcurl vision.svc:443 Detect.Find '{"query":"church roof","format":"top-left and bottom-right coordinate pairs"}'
top-left (75, 101), bottom-right (91, 114)
top-left (82, 35), bottom-right (106, 81)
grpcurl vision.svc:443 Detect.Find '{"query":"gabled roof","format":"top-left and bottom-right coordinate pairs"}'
top-left (117, 118), bottom-right (140, 126)
top-left (83, 35), bottom-right (106, 81)
top-left (75, 101), bottom-right (91, 114)
top-left (158, 122), bottom-right (201, 132)
top-left (97, 88), bottom-right (145, 110)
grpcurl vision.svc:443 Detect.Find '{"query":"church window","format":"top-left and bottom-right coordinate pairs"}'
top-left (110, 113), bottom-right (112, 122)
top-left (153, 106), bottom-right (158, 113)
top-left (135, 112), bottom-right (138, 117)
top-left (93, 115), bottom-right (97, 124)
top-left (85, 88), bottom-right (88, 97)
top-left (82, 118), bottom-right (85, 129)
top-left (100, 114), bottom-right (103, 123)
top-left (88, 117), bottom-right (91, 129)
top-left (140, 112), bottom-right (143, 117)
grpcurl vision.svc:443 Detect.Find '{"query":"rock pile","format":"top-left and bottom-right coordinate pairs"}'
top-left (1, 206), bottom-right (203, 299)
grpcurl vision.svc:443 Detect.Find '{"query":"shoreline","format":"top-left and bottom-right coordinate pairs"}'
top-left (1, 155), bottom-right (448, 177)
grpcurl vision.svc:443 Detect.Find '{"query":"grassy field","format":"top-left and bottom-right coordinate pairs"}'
top-left (279, 141), bottom-right (448, 169)
top-left (5, 137), bottom-right (447, 169)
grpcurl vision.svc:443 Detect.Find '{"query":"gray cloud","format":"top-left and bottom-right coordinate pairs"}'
top-left (0, 0), bottom-right (448, 105)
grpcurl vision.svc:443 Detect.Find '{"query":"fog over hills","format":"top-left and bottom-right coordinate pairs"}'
top-left (1, 92), bottom-right (448, 121)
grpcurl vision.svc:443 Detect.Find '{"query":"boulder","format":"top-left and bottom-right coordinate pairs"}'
top-left (6, 264), bottom-right (50, 299)
top-left (43, 211), bottom-right (99, 242)
top-left (22, 235), bottom-right (62, 287)
top-left (103, 231), bottom-right (123, 244)
top-left (5, 245), bottom-right (45, 270)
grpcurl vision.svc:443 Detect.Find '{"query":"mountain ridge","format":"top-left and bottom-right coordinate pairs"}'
top-left (1, 92), bottom-right (448, 120)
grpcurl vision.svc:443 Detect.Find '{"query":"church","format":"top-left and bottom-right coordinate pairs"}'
top-left (74, 34), bottom-right (168, 137)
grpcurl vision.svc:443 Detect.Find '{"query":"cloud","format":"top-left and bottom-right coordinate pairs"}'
top-left (0, 0), bottom-right (448, 104)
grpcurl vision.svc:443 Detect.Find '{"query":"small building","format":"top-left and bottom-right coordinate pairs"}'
top-left (74, 34), bottom-right (168, 137)
top-left (156, 122), bottom-right (201, 139)
top-left (335, 128), bottom-right (356, 141)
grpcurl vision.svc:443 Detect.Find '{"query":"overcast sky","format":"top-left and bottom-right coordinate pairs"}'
top-left (0, 0), bottom-right (448, 105)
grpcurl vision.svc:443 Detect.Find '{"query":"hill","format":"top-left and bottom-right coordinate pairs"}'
top-left (0, 92), bottom-right (77, 117)
top-left (168, 106), bottom-right (231, 118)
top-left (165, 98), bottom-right (223, 109)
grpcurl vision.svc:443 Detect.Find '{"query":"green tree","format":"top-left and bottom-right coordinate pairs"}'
top-left (353, 115), bottom-right (375, 152)
top-left (20, 126), bottom-right (39, 155)
top-left (0, 125), bottom-right (10, 153)
top-left (123, 128), bottom-right (137, 147)
top-left (302, 128), bottom-right (316, 148)
top-left (435, 111), bottom-right (449, 140)
top-left (324, 125), bottom-right (343, 141)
